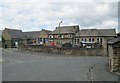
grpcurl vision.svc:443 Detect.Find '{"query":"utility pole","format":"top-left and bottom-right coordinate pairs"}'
top-left (58, 21), bottom-right (63, 47)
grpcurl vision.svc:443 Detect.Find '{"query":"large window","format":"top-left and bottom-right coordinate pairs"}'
top-left (82, 38), bottom-right (86, 42)
top-left (96, 38), bottom-right (102, 44)
top-left (89, 38), bottom-right (94, 42)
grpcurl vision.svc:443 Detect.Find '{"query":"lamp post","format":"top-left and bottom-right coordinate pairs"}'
top-left (58, 21), bottom-right (63, 47)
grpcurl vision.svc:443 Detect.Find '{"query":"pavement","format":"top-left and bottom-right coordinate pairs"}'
top-left (2, 48), bottom-right (119, 81)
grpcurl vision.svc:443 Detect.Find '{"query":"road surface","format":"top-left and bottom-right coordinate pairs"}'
top-left (2, 48), bottom-right (119, 81)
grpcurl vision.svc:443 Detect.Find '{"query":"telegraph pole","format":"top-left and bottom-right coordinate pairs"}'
top-left (58, 21), bottom-right (63, 47)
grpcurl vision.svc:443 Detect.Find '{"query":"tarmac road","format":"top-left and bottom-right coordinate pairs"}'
top-left (2, 48), bottom-right (119, 81)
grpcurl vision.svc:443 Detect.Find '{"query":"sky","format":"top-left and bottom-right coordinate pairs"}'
top-left (0, 0), bottom-right (119, 32)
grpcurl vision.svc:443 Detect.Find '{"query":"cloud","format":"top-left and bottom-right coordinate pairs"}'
top-left (0, 0), bottom-right (118, 32)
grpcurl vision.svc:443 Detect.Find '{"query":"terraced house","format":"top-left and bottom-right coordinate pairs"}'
top-left (23, 31), bottom-right (41, 45)
top-left (74, 29), bottom-right (116, 56)
top-left (2, 28), bottom-right (25, 48)
top-left (23, 29), bottom-right (51, 45)
top-left (2, 28), bottom-right (51, 48)
top-left (48, 25), bottom-right (79, 46)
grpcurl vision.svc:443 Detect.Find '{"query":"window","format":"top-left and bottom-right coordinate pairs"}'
top-left (82, 38), bottom-right (83, 41)
top-left (89, 38), bottom-right (91, 42)
top-left (43, 38), bottom-right (45, 43)
top-left (84, 38), bottom-right (86, 42)
top-left (69, 34), bottom-right (72, 37)
top-left (89, 38), bottom-right (94, 42)
top-left (75, 39), bottom-right (76, 44)
top-left (100, 38), bottom-right (102, 42)
top-left (49, 35), bottom-right (53, 38)
top-left (38, 38), bottom-right (42, 43)
top-left (60, 34), bottom-right (62, 37)
top-left (100, 38), bottom-right (102, 44)
top-left (92, 38), bottom-right (94, 42)
top-left (77, 39), bottom-right (79, 44)
top-left (97, 38), bottom-right (99, 42)
top-left (82, 38), bottom-right (86, 42)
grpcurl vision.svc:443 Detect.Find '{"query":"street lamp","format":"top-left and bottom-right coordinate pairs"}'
top-left (58, 21), bottom-right (63, 47)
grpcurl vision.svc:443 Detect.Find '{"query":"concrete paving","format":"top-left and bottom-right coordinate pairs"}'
top-left (2, 48), bottom-right (119, 81)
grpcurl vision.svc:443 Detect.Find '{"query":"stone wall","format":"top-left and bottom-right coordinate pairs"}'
top-left (108, 45), bottom-right (120, 72)
top-left (19, 44), bottom-right (104, 56)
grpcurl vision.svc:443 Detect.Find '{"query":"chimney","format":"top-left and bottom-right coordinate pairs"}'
top-left (56, 27), bottom-right (58, 29)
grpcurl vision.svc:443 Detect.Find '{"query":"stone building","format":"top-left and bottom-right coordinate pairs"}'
top-left (48, 25), bottom-right (79, 46)
top-left (23, 31), bottom-right (41, 45)
top-left (108, 33), bottom-right (120, 72)
top-left (2, 28), bottom-right (25, 48)
top-left (74, 29), bottom-right (116, 56)
top-left (39, 29), bottom-right (51, 45)
top-left (23, 29), bottom-right (51, 45)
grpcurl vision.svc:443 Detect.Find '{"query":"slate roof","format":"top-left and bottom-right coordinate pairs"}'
top-left (49, 25), bottom-right (79, 34)
top-left (75, 29), bottom-right (116, 37)
top-left (23, 31), bottom-right (41, 39)
top-left (4, 28), bottom-right (25, 39)
top-left (108, 38), bottom-right (120, 45)
top-left (24, 29), bottom-right (51, 39)
top-left (41, 29), bottom-right (51, 34)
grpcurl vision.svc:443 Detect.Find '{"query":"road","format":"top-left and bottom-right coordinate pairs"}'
top-left (2, 48), bottom-right (119, 81)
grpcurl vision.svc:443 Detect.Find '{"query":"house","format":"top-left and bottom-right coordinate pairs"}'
top-left (108, 32), bottom-right (120, 72)
top-left (23, 29), bottom-right (51, 45)
top-left (39, 29), bottom-right (51, 45)
top-left (74, 29), bottom-right (116, 55)
top-left (48, 25), bottom-right (79, 46)
top-left (23, 31), bottom-right (41, 45)
top-left (2, 28), bottom-right (25, 48)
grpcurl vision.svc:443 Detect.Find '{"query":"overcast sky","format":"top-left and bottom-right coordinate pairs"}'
top-left (0, 0), bottom-right (119, 32)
